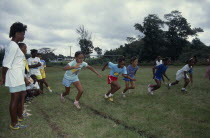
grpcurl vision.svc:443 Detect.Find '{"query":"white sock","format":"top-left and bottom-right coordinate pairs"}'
top-left (109, 93), bottom-right (113, 97)
top-left (169, 83), bottom-right (171, 86)
top-left (104, 94), bottom-right (109, 98)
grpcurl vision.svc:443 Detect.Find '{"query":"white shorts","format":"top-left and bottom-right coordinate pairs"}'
top-left (176, 72), bottom-right (189, 81)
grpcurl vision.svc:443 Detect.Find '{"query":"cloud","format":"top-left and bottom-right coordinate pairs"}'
top-left (0, 0), bottom-right (209, 56)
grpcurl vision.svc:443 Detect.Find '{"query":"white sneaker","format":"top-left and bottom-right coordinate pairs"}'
top-left (104, 94), bottom-right (109, 99)
top-left (181, 88), bottom-right (187, 92)
top-left (47, 87), bottom-right (52, 92)
top-left (147, 87), bottom-right (153, 95)
top-left (60, 94), bottom-right (65, 102)
top-left (74, 101), bottom-right (81, 109)
top-left (122, 92), bottom-right (126, 98)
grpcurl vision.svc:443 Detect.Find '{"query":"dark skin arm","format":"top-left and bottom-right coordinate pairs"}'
top-left (0, 67), bottom-right (8, 84)
top-left (122, 74), bottom-right (136, 81)
top-left (28, 62), bottom-right (41, 68)
top-left (102, 63), bottom-right (108, 71)
top-left (152, 66), bottom-right (157, 79)
top-left (163, 72), bottom-right (170, 81)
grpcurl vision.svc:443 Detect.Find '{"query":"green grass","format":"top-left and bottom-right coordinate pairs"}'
top-left (0, 66), bottom-right (210, 138)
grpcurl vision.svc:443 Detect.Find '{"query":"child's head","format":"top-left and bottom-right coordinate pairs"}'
top-left (162, 57), bottom-right (170, 65)
top-left (74, 51), bottom-right (84, 63)
top-left (30, 49), bottom-right (38, 58)
top-left (130, 56), bottom-right (138, 66)
top-left (117, 56), bottom-right (126, 68)
top-left (37, 53), bottom-right (42, 59)
top-left (9, 22), bottom-right (27, 42)
top-left (187, 58), bottom-right (194, 66)
top-left (157, 56), bottom-right (161, 60)
top-left (30, 75), bottom-right (37, 82)
top-left (18, 43), bottom-right (27, 54)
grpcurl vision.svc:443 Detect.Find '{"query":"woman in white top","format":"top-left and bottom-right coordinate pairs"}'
top-left (0, 22), bottom-right (27, 129)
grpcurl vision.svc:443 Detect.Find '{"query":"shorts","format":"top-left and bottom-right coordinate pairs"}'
top-left (40, 69), bottom-right (46, 79)
top-left (36, 75), bottom-right (43, 80)
top-left (9, 84), bottom-right (26, 93)
top-left (154, 75), bottom-right (162, 81)
top-left (62, 77), bottom-right (79, 87)
top-left (176, 72), bottom-right (189, 81)
top-left (123, 77), bottom-right (134, 82)
top-left (108, 75), bottom-right (118, 84)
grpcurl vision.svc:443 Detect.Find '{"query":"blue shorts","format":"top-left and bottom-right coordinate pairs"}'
top-left (123, 78), bottom-right (134, 82)
top-left (9, 84), bottom-right (26, 93)
top-left (155, 76), bottom-right (162, 81)
top-left (62, 78), bottom-right (79, 87)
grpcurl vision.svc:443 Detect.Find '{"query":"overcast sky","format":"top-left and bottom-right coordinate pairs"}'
top-left (0, 0), bottom-right (209, 56)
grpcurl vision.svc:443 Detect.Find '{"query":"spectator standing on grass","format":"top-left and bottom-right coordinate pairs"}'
top-left (0, 22), bottom-right (27, 130)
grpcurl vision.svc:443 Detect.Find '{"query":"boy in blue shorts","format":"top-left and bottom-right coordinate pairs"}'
top-left (148, 58), bottom-right (170, 95)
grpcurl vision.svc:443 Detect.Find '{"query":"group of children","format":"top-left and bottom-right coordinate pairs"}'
top-left (1, 22), bottom-right (209, 130)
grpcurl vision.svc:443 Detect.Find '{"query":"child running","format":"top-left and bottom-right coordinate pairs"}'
top-left (168, 58), bottom-right (194, 92)
top-left (37, 53), bottom-right (52, 92)
top-left (60, 51), bottom-right (102, 109)
top-left (148, 58), bottom-right (170, 95)
top-left (102, 56), bottom-right (136, 102)
top-left (122, 56), bottom-right (139, 97)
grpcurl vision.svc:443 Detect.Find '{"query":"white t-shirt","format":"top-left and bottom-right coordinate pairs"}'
top-left (177, 64), bottom-right (191, 75)
top-left (64, 60), bottom-right (88, 80)
top-left (156, 60), bottom-right (163, 66)
top-left (28, 57), bottom-right (41, 76)
top-left (26, 81), bottom-right (40, 90)
top-left (3, 41), bottom-right (25, 87)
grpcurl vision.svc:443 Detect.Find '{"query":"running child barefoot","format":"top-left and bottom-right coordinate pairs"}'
top-left (148, 58), bottom-right (170, 95)
top-left (168, 58), bottom-right (194, 92)
top-left (122, 56), bottom-right (139, 97)
top-left (102, 56), bottom-right (136, 102)
top-left (60, 51), bottom-right (102, 109)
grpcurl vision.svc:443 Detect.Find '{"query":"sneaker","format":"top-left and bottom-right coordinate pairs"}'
top-left (147, 87), bottom-right (153, 95)
top-left (47, 87), bottom-right (52, 92)
top-left (74, 101), bottom-right (81, 109)
top-left (18, 118), bottom-right (23, 122)
top-left (104, 94), bottom-right (109, 99)
top-left (122, 92), bottom-right (126, 98)
top-left (168, 84), bottom-right (171, 89)
top-left (108, 97), bottom-right (114, 102)
top-left (181, 88), bottom-right (187, 92)
top-left (60, 94), bottom-right (65, 102)
top-left (10, 124), bottom-right (27, 130)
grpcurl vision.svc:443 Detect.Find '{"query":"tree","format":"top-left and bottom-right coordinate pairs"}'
top-left (134, 14), bottom-right (165, 60)
top-left (76, 25), bottom-right (94, 57)
top-left (94, 47), bottom-right (102, 57)
top-left (38, 48), bottom-right (56, 62)
top-left (164, 10), bottom-right (203, 60)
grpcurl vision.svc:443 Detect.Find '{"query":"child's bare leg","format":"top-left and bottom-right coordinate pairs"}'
top-left (62, 87), bottom-right (70, 97)
top-left (110, 81), bottom-right (121, 94)
top-left (183, 78), bottom-right (190, 88)
top-left (43, 78), bottom-right (49, 87)
top-left (73, 81), bottom-right (83, 101)
top-left (123, 81), bottom-right (129, 93)
top-left (171, 80), bottom-right (179, 86)
top-left (130, 81), bottom-right (136, 89)
top-left (151, 80), bottom-right (161, 91)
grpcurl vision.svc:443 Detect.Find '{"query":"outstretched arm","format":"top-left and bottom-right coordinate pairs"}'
top-left (122, 74), bottom-right (136, 81)
top-left (87, 65), bottom-right (102, 78)
top-left (102, 62), bottom-right (108, 71)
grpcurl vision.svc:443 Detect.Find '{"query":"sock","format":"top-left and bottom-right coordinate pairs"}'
top-left (74, 100), bottom-right (79, 103)
top-left (109, 93), bottom-right (113, 97)
top-left (104, 94), bottom-right (109, 98)
top-left (169, 83), bottom-right (171, 86)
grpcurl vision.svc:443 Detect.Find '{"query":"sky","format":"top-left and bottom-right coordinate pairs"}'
top-left (0, 0), bottom-right (210, 56)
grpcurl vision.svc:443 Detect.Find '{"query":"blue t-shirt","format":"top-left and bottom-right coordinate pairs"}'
top-left (64, 60), bottom-right (88, 80)
top-left (155, 64), bottom-right (168, 78)
top-left (126, 65), bottom-right (138, 78)
top-left (108, 62), bottom-right (127, 77)
top-left (188, 68), bottom-right (193, 74)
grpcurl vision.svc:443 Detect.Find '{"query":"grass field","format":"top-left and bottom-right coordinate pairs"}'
top-left (0, 66), bottom-right (210, 138)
